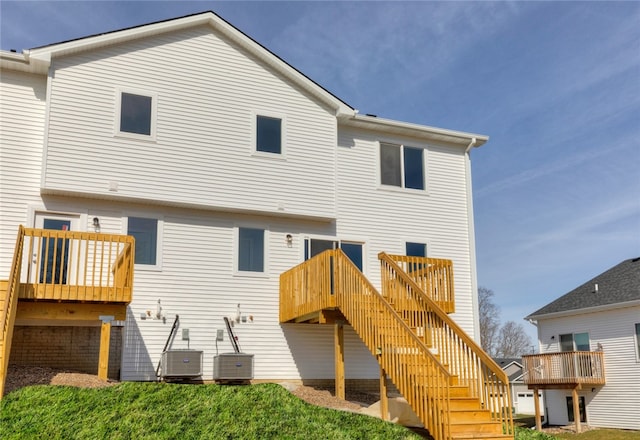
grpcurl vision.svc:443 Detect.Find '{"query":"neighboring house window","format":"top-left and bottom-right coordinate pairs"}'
top-left (256, 115), bottom-right (282, 154)
top-left (380, 142), bottom-right (425, 190)
top-left (117, 89), bottom-right (157, 139)
top-left (559, 332), bottom-right (590, 351)
top-left (127, 217), bottom-right (161, 268)
top-left (238, 227), bottom-right (265, 272)
top-left (635, 323), bottom-right (640, 361)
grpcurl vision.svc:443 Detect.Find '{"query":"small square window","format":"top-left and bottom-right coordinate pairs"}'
top-left (127, 217), bottom-right (158, 266)
top-left (256, 115), bottom-right (282, 154)
top-left (238, 227), bottom-right (265, 272)
top-left (120, 93), bottom-right (153, 135)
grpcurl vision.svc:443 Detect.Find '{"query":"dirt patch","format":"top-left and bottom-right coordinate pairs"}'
top-left (290, 384), bottom-right (379, 412)
top-left (4, 365), bottom-right (118, 396)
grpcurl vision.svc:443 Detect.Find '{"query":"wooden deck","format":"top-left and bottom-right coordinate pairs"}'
top-left (280, 250), bottom-right (514, 440)
top-left (0, 226), bottom-right (135, 398)
top-left (522, 351), bottom-right (606, 388)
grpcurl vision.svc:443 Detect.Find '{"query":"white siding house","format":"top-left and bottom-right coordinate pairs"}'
top-left (1, 12), bottom-right (487, 386)
top-left (525, 258), bottom-right (640, 431)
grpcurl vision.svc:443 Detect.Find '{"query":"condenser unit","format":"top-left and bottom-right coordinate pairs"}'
top-left (213, 353), bottom-right (254, 381)
top-left (161, 350), bottom-right (203, 378)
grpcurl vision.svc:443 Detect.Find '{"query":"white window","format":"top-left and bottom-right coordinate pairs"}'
top-left (380, 142), bottom-right (425, 190)
top-left (253, 112), bottom-right (285, 156)
top-left (126, 216), bottom-right (162, 270)
top-left (237, 227), bottom-right (266, 273)
top-left (559, 332), bottom-right (590, 352)
top-left (116, 89), bottom-right (157, 140)
top-left (405, 242), bottom-right (427, 257)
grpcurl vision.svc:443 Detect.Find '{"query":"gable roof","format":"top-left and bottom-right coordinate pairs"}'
top-left (1, 10), bottom-right (489, 147)
top-left (526, 257), bottom-right (640, 320)
top-left (16, 11), bottom-right (355, 118)
top-left (494, 358), bottom-right (524, 382)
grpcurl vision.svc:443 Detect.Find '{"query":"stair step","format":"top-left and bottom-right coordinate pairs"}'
top-left (450, 397), bottom-right (482, 410)
top-left (452, 434), bottom-right (513, 440)
top-left (450, 421), bottom-right (503, 435)
top-left (450, 409), bottom-right (492, 423)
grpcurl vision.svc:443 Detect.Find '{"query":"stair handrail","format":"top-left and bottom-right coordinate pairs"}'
top-left (0, 225), bottom-right (26, 397)
top-left (379, 252), bottom-right (514, 433)
top-left (332, 250), bottom-right (453, 440)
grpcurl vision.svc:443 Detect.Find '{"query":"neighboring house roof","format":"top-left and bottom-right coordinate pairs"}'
top-left (494, 358), bottom-right (524, 382)
top-left (526, 257), bottom-right (640, 320)
top-left (0, 10), bottom-right (488, 149)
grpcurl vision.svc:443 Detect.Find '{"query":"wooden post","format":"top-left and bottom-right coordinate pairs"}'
top-left (572, 387), bottom-right (581, 434)
top-left (334, 322), bottom-right (345, 400)
top-left (98, 315), bottom-right (114, 381)
top-left (379, 362), bottom-right (389, 421)
top-left (533, 387), bottom-right (542, 430)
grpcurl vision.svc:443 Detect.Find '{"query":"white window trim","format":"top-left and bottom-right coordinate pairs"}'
top-left (234, 225), bottom-right (269, 277)
top-left (115, 87), bottom-right (158, 141)
top-left (377, 141), bottom-right (428, 193)
top-left (302, 235), bottom-right (368, 274)
top-left (123, 214), bottom-right (163, 271)
top-left (251, 110), bottom-right (287, 158)
top-left (404, 240), bottom-right (429, 258)
top-left (635, 323), bottom-right (640, 362)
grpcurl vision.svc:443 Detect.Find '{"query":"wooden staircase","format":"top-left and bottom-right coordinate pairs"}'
top-left (280, 250), bottom-right (514, 440)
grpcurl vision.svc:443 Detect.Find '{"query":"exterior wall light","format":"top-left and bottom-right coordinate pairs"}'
top-left (93, 217), bottom-right (101, 232)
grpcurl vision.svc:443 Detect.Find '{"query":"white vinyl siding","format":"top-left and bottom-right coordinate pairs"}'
top-left (42, 25), bottom-right (337, 220)
top-left (0, 71), bottom-right (47, 277)
top-left (336, 127), bottom-right (477, 337)
top-left (537, 306), bottom-right (640, 430)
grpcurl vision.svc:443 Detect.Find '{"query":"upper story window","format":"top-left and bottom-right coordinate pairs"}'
top-left (116, 89), bottom-right (157, 140)
top-left (560, 332), bottom-right (590, 352)
top-left (256, 115), bottom-right (282, 154)
top-left (237, 227), bottom-right (265, 273)
top-left (380, 142), bottom-right (425, 190)
top-left (126, 216), bottom-right (162, 269)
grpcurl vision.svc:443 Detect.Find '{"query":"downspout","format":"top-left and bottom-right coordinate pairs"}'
top-left (464, 138), bottom-right (482, 343)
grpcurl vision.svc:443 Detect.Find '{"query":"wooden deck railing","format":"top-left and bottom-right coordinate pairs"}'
top-left (522, 351), bottom-right (606, 386)
top-left (281, 249), bottom-right (453, 439)
top-left (280, 250), bottom-right (337, 322)
top-left (380, 253), bottom-right (513, 431)
top-left (0, 226), bottom-right (26, 397)
top-left (387, 255), bottom-right (455, 313)
top-left (18, 228), bottom-right (135, 303)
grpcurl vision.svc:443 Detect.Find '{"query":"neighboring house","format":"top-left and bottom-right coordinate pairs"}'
top-left (495, 358), bottom-right (544, 416)
top-left (524, 258), bottom-right (640, 431)
top-left (0, 11), bottom-right (515, 439)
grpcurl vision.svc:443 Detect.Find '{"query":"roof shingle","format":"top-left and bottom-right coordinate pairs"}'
top-left (526, 257), bottom-right (640, 319)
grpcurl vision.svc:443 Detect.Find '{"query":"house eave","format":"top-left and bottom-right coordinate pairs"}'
top-left (0, 50), bottom-right (48, 74)
top-left (340, 113), bottom-right (489, 147)
top-left (525, 298), bottom-right (640, 322)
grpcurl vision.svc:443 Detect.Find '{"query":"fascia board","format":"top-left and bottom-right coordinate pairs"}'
top-left (341, 114), bottom-right (489, 147)
top-left (526, 299), bottom-right (640, 322)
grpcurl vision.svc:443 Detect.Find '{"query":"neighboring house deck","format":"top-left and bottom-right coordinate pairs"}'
top-left (524, 257), bottom-right (640, 432)
top-left (1, 10), bottom-right (514, 440)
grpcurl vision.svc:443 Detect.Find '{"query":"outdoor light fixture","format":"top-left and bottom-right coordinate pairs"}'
top-left (93, 217), bottom-right (101, 232)
top-left (550, 335), bottom-right (555, 340)
top-left (286, 234), bottom-right (293, 246)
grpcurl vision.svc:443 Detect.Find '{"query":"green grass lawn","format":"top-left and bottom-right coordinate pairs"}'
top-left (0, 382), bottom-right (422, 439)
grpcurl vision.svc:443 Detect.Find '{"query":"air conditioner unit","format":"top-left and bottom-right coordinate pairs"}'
top-left (161, 350), bottom-right (203, 378)
top-left (213, 353), bottom-right (254, 381)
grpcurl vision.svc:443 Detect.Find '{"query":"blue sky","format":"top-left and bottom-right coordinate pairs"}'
top-left (2, 1), bottom-right (639, 345)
